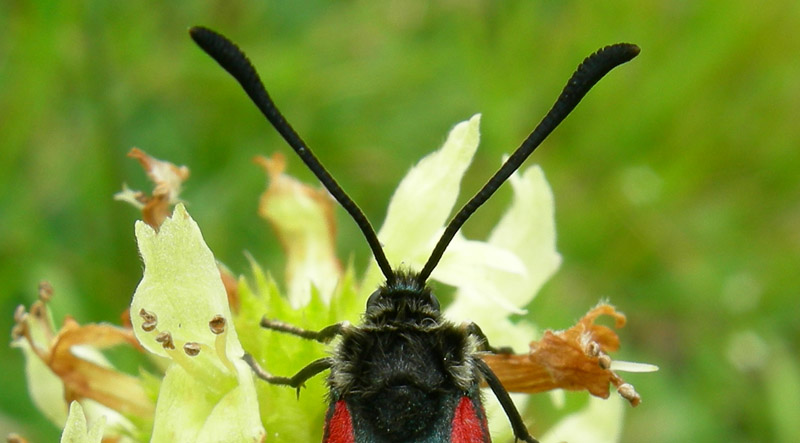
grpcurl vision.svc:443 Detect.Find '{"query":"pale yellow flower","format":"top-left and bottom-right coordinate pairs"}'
top-left (130, 204), bottom-right (264, 442)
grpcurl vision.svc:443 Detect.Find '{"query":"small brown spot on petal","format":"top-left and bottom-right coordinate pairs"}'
top-left (138, 308), bottom-right (156, 322)
top-left (183, 342), bottom-right (201, 356)
top-left (139, 309), bottom-right (158, 332)
top-left (155, 331), bottom-right (175, 350)
top-left (209, 315), bottom-right (226, 335)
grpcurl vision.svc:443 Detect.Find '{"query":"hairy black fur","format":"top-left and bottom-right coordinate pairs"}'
top-left (329, 271), bottom-right (482, 441)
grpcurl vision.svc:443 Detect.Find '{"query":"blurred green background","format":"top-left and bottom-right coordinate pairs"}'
top-left (2, 1), bottom-right (799, 441)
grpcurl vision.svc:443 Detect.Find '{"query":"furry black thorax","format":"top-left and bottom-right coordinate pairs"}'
top-left (329, 270), bottom-right (478, 411)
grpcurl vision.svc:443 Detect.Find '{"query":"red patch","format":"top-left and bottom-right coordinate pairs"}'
top-left (450, 396), bottom-right (491, 442)
top-left (323, 400), bottom-right (355, 443)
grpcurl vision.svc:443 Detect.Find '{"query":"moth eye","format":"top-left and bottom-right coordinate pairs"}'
top-left (421, 317), bottom-right (437, 328)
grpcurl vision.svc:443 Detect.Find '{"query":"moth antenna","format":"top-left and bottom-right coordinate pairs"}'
top-left (190, 26), bottom-right (396, 284)
top-left (417, 43), bottom-right (640, 284)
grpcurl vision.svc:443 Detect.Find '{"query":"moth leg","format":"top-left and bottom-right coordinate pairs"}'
top-left (244, 354), bottom-right (331, 392)
top-left (260, 318), bottom-right (349, 344)
top-left (475, 358), bottom-right (538, 443)
top-left (466, 322), bottom-right (514, 354)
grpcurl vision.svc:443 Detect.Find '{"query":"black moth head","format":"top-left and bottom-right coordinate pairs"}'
top-left (189, 26), bottom-right (639, 312)
top-left (365, 270), bottom-right (441, 325)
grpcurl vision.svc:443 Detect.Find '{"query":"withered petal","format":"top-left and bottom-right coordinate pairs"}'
top-left (254, 152), bottom-right (342, 306)
top-left (46, 320), bottom-right (153, 417)
top-left (483, 303), bottom-right (643, 406)
top-left (123, 148), bottom-right (190, 229)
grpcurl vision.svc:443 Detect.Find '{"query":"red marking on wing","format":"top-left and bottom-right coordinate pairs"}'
top-left (450, 396), bottom-right (491, 443)
top-left (323, 400), bottom-right (355, 443)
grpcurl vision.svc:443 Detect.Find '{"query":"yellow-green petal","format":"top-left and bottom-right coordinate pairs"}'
top-left (362, 114), bottom-right (481, 291)
top-left (130, 203), bottom-right (243, 359)
top-left (435, 233), bottom-right (528, 314)
top-left (60, 401), bottom-right (105, 443)
top-left (150, 364), bottom-right (215, 442)
top-left (446, 165), bottom-right (560, 347)
top-left (150, 362), bottom-right (264, 443)
top-left (13, 339), bottom-right (68, 426)
top-left (256, 153), bottom-right (342, 307)
top-left (487, 165), bottom-right (561, 306)
top-left (197, 363), bottom-right (265, 443)
top-left (449, 165), bottom-right (560, 317)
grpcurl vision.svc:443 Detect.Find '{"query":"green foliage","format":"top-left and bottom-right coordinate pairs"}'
top-left (234, 262), bottom-right (363, 442)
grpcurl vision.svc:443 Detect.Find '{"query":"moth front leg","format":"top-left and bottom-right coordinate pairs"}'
top-left (244, 354), bottom-right (331, 393)
top-left (260, 318), bottom-right (350, 344)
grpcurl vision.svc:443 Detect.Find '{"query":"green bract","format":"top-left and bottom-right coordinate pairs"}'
top-left (61, 402), bottom-right (105, 443)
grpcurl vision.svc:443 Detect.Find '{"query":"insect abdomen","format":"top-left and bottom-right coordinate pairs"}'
top-left (323, 392), bottom-right (490, 443)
